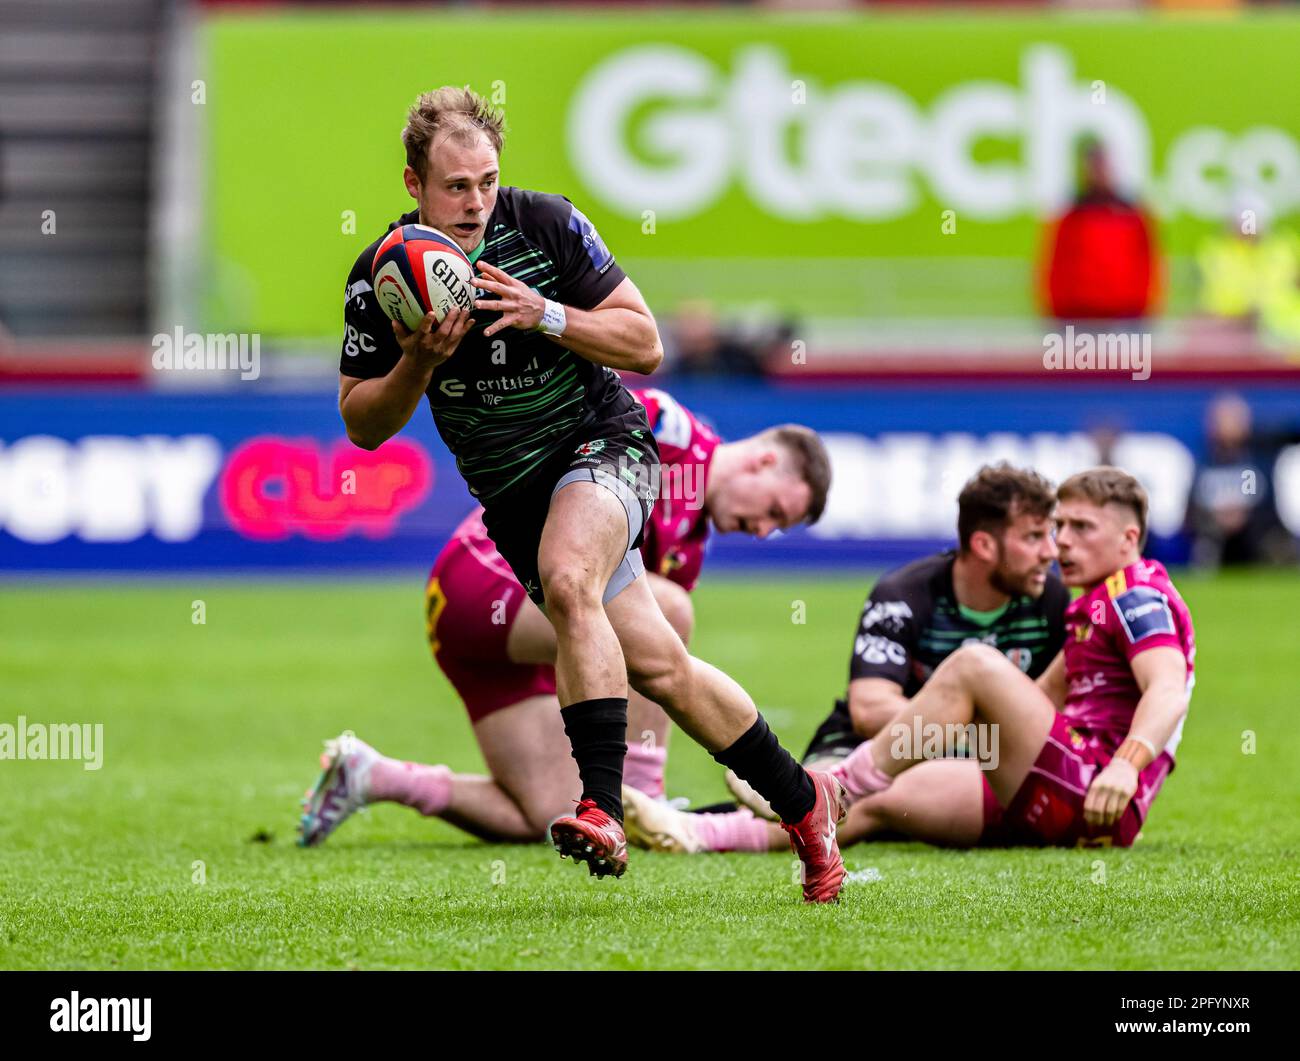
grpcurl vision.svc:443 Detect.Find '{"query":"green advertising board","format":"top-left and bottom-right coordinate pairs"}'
top-left (202, 11), bottom-right (1300, 336)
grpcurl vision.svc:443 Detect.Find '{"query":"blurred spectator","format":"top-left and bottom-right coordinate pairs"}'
top-left (663, 301), bottom-right (792, 377)
top-left (1038, 139), bottom-right (1161, 324)
top-left (1185, 393), bottom-right (1297, 568)
top-left (1196, 192), bottom-right (1300, 351)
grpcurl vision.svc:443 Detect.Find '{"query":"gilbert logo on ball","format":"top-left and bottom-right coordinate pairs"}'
top-left (371, 224), bottom-right (475, 330)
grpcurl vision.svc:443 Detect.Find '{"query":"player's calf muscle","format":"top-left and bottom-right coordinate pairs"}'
top-left (647, 575), bottom-right (693, 645)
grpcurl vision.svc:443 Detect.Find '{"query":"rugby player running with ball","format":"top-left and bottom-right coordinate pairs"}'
top-left (331, 87), bottom-right (846, 901)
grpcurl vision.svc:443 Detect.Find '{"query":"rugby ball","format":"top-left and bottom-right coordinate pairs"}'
top-left (371, 224), bottom-right (476, 330)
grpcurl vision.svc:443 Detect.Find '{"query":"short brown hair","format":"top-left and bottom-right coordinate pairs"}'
top-left (957, 463), bottom-right (1056, 552)
top-left (760, 425), bottom-right (832, 524)
top-left (1057, 466), bottom-right (1149, 548)
top-left (402, 87), bottom-right (505, 184)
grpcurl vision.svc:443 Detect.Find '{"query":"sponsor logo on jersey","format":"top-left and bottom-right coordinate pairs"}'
top-left (440, 379), bottom-right (466, 398)
top-left (1114, 586), bottom-right (1176, 643)
top-left (567, 204), bottom-right (614, 274)
top-left (860, 599), bottom-right (913, 634)
top-left (855, 633), bottom-right (907, 667)
top-left (1068, 671), bottom-right (1109, 698)
top-left (659, 550), bottom-right (687, 575)
top-left (345, 279), bottom-right (372, 314)
top-left (343, 324), bottom-right (376, 357)
top-left (643, 389), bottom-right (693, 449)
top-left (1005, 647), bottom-right (1033, 672)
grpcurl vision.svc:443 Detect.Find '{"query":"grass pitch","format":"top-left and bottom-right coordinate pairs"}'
top-left (1, 571), bottom-right (1297, 970)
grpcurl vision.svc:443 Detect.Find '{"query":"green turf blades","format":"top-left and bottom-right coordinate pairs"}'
top-left (0, 572), bottom-right (1297, 969)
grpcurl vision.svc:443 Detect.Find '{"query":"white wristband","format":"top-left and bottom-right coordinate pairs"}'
top-left (1127, 734), bottom-right (1158, 757)
top-left (537, 298), bottom-right (567, 336)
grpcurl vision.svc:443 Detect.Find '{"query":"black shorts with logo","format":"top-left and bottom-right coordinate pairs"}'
top-left (479, 404), bottom-right (660, 608)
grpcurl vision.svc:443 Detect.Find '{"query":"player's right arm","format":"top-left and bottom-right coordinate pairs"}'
top-left (336, 253), bottom-right (476, 449)
top-left (845, 577), bottom-right (920, 738)
top-left (846, 677), bottom-right (909, 739)
top-left (339, 310), bottom-right (473, 449)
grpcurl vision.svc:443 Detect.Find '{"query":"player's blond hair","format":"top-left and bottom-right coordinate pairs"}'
top-left (759, 425), bottom-right (832, 525)
top-left (402, 87), bottom-right (505, 184)
top-left (1057, 466), bottom-right (1149, 549)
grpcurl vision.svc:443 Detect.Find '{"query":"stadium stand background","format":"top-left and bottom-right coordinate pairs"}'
top-left (2, 0), bottom-right (1299, 572)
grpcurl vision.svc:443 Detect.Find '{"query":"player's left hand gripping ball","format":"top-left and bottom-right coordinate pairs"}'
top-left (472, 261), bottom-right (546, 337)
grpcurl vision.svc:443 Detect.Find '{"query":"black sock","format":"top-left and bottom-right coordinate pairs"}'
top-left (712, 715), bottom-right (814, 824)
top-left (560, 697), bottom-right (628, 820)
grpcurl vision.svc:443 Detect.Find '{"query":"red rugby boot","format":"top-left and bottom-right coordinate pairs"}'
top-left (550, 798), bottom-right (629, 878)
top-left (782, 771), bottom-right (848, 903)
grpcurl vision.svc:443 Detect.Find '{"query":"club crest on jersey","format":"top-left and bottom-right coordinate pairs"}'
top-left (1114, 586), bottom-right (1176, 643)
top-left (1004, 647), bottom-right (1033, 672)
top-left (659, 551), bottom-right (686, 576)
top-left (575, 440), bottom-right (607, 457)
top-left (1073, 622), bottom-right (1094, 642)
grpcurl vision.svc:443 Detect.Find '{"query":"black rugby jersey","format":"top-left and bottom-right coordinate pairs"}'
top-left (849, 550), bottom-right (1068, 692)
top-left (803, 551), bottom-right (1068, 762)
top-left (339, 187), bottom-right (638, 502)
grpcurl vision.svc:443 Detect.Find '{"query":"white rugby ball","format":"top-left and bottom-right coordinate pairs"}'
top-left (371, 223), bottom-right (476, 329)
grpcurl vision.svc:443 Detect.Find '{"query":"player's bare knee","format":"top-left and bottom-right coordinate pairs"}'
top-left (945, 642), bottom-right (1007, 684)
top-left (539, 565), bottom-right (601, 625)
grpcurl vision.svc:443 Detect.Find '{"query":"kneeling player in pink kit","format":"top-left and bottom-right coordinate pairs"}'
top-left (827, 465), bottom-right (1194, 848)
top-left (298, 388), bottom-right (831, 846)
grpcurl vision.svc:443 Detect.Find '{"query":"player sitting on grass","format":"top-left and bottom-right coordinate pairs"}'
top-left (299, 387), bottom-right (830, 847)
top-left (332, 87), bottom-right (847, 900)
top-left (628, 466), bottom-right (1194, 852)
top-left (624, 462), bottom-right (1067, 852)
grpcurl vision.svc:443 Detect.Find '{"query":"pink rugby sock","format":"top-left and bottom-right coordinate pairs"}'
top-left (830, 741), bottom-right (894, 802)
top-left (691, 808), bottom-right (775, 852)
top-left (366, 758), bottom-right (453, 817)
top-left (622, 742), bottom-right (667, 799)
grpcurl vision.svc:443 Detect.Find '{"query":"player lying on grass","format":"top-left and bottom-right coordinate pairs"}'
top-left (333, 87), bottom-right (849, 900)
top-left (623, 462), bottom-right (1067, 852)
top-left (304, 385), bottom-right (831, 835)
top-left (626, 466), bottom-right (1194, 852)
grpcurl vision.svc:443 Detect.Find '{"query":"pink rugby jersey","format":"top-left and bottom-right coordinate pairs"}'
top-left (629, 388), bottom-right (720, 592)
top-left (1061, 559), bottom-right (1196, 759)
top-left (445, 389), bottom-right (720, 594)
